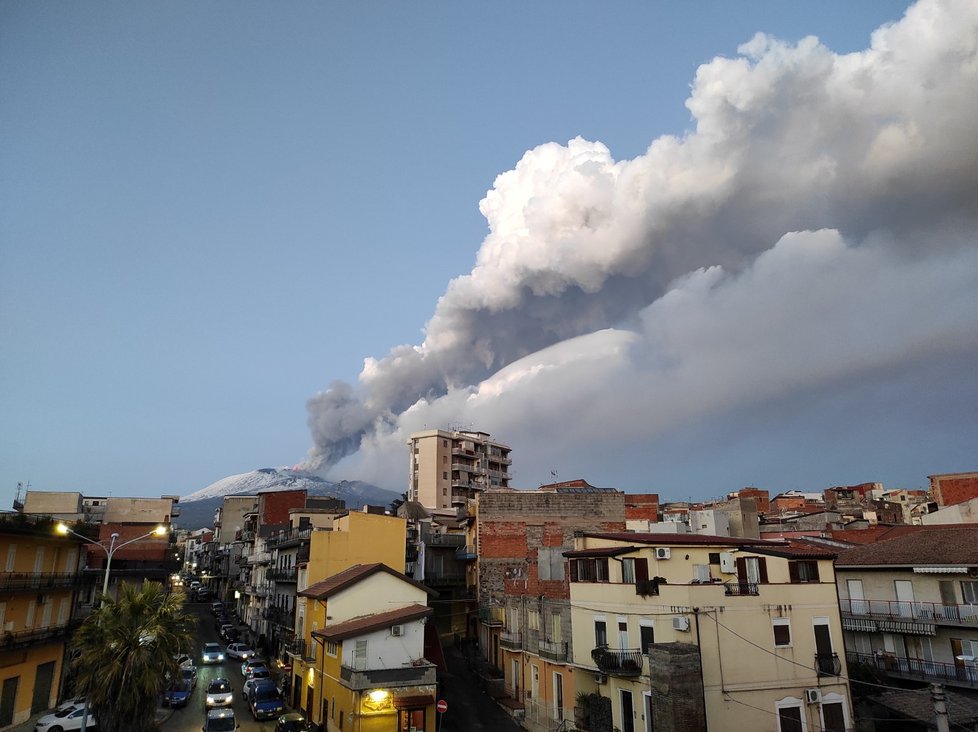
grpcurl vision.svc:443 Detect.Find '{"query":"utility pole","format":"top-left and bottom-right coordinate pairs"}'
top-left (932, 683), bottom-right (950, 732)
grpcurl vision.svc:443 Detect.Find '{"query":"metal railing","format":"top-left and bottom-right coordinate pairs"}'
top-left (840, 598), bottom-right (978, 625)
top-left (456, 544), bottom-right (477, 561)
top-left (815, 652), bottom-right (842, 677)
top-left (2, 621), bottom-right (79, 650)
top-left (500, 631), bottom-right (522, 650)
top-left (267, 566), bottom-right (298, 582)
top-left (591, 646), bottom-right (645, 677)
top-left (724, 581), bottom-right (759, 596)
top-left (479, 604), bottom-right (504, 626)
top-left (538, 639), bottom-right (568, 662)
top-left (266, 527), bottom-right (313, 549)
top-left (340, 663), bottom-right (436, 690)
top-left (847, 650), bottom-right (978, 688)
top-left (0, 572), bottom-right (92, 591)
top-left (425, 533), bottom-right (465, 547)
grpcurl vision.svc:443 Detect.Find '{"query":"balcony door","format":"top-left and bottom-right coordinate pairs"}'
top-left (846, 579), bottom-right (867, 615)
top-left (895, 580), bottom-right (915, 618)
top-left (620, 689), bottom-right (634, 732)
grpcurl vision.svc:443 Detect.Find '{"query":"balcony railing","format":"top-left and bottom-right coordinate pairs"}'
top-left (479, 604), bottom-right (503, 626)
top-left (266, 527), bottom-right (313, 549)
top-left (340, 663), bottom-right (436, 691)
top-left (2, 621), bottom-right (80, 651)
top-left (267, 567), bottom-right (298, 582)
top-left (840, 598), bottom-right (978, 626)
top-left (847, 650), bottom-right (978, 689)
top-left (287, 638), bottom-right (310, 660)
top-left (538, 639), bottom-right (567, 662)
top-left (724, 581), bottom-right (759, 596)
top-left (591, 647), bottom-right (645, 677)
top-left (456, 544), bottom-right (477, 561)
top-left (423, 571), bottom-right (465, 587)
top-left (425, 533), bottom-right (465, 548)
top-left (0, 572), bottom-right (92, 592)
top-left (815, 652), bottom-right (842, 677)
top-left (500, 631), bottom-right (522, 650)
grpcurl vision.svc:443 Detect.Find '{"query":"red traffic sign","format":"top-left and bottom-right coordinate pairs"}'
top-left (436, 699), bottom-right (448, 713)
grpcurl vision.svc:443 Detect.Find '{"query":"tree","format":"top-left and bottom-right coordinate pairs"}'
top-left (70, 581), bottom-right (197, 732)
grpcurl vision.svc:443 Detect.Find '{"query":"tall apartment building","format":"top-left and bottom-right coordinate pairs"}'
top-left (407, 429), bottom-right (512, 510)
top-left (0, 514), bottom-right (90, 728)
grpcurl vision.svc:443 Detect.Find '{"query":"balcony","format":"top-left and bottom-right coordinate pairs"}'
top-left (248, 552), bottom-right (271, 566)
top-left (815, 652), bottom-right (842, 677)
top-left (0, 572), bottom-right (92, 592)
top-left (267, 567), bottom-right (298, 582)
top-left (340, 662), bottom-right (436, 691)
top-left (266, 527), bottom-right (313, 549)
top-left (297, 546), bottom-right (310, 563)
top-left (425, 533), bottom-right (465, 548)
top-left (2, 621), bottom-right (79, 651)
top-left (423, 570), bottom-right (465, 588)
top-left (591, 646), bottom-right (645, 677)
top-left (724, 581), bottom-right (759, 596)
top-left (479, 604), bottom-right (503, 627)
top-left (840, 598), bottom-right (978, 629)
top-left (847, 650), bottom-right (978, 690)
top-left (456, 544), bottom-right (477, 561)
top-left (287, 638), bottom-right (312, 661)
top-left (500, 631), bottom-right (522, 650)
top-left (538, 639), bottom-right (568, 662)
top-left (246, 584), bottom-right (270, 597)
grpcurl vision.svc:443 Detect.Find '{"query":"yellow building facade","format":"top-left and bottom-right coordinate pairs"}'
top-left (0, 516), bottom-right (86, 728)
top-left (565, 533), bottom-right (852, 732)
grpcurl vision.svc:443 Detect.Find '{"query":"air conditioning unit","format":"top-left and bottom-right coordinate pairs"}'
top-left (391, 625), bottom-right (402, 637)
top-left (672, 616), bottom-right (690, 632)
top-left (806, 688), bottom-right (822, 704)
top-left (655, 547), bottom-right (671, 560)
top-left (719, 552), bottom-right (736, 574)
top-left (594, 672), bottom-right (607, 684)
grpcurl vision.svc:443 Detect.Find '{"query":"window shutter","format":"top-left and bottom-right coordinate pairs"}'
top-left (810, 561), bottom-right (820, 582)
top-left (736, 557), bottom-right (747, 583)
top-left (758, 557), bottom-right (769, 584)
top-left (635, 558), bottom-right (649, 584)
top-left (788, 562), bottom-right (800, 583)
top-left (569, 560), bottom-right (578, 583)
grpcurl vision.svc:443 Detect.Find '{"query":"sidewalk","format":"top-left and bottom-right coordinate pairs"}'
top-left (6, 704), bottom-right (174, 732)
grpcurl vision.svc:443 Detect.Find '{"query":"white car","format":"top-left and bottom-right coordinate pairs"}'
top-left (241, 668), bottom-right (271, 697)
top-left (174, 653), bottom-right (195, 669)
top-left (33, 704), bottom-right (97, 731)
top-left (205, 677), bottom-right (234, 708)
top-left (201, 642), bottom-right (224, 664)
top-left (225, 643), bottom-right (254, 661)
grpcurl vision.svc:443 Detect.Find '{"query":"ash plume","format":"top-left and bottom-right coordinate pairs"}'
top-left (306, 0), bottom-right (978, 475)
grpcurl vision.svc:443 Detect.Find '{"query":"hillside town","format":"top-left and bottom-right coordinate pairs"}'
top-left (2, 430), bottom-right (978, 732)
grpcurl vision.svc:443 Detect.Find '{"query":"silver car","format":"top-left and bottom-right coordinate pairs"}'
top-left (205, 678), bottom-right (233, 708)
top-left (202, 642), bottom-right (224, 664)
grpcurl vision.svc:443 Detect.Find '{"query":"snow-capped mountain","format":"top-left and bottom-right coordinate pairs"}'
top-left (176, 468), bottom-right (400, 530)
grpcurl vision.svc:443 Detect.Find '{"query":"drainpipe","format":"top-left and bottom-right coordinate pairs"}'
top-left (693, 608), bottom-right (709, 732)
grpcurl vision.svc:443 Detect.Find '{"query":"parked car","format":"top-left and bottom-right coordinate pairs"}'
top-left (174, 653), bottom-right (195, 669)
top-left (54, 697), bottom-right (86, 713)
top-left (241, 658), bottom-right (267, 677)
top-left (202, 708), bottom-right (237, 732)
top-left (210, 601), bottom-right (224, 615)
top-left (225, 643), bottom-right (254, 661)
top-left (32, 704), bottom-right (97, 731)
top-left (242, 668), bottom-right (271, 697)
top-left (181, 665), bottom-right (198, 690)
top-left (223, 627), bottom-right (241, 643)
top-left (162, 678), bottom-right (192, 708)
top-left (276, 712), bottom-right (312, 732)
top-left (204, 678), bottom-right (233, 708)
top-left (248, 679), bottom-right (284, 721)
top-left (201, 642), bottom-right (224, 664)
top-left (195, 587), bottom-right (210, 601)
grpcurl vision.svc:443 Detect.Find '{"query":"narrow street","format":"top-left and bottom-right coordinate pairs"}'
top-left (163, 602), bottom-right (285, 732)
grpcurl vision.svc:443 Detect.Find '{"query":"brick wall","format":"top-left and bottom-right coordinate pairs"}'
top-left (259, 489), bottom-right (308, 529)
top-left (625, 493), bottom-right (660, 521)
top-left (649, 643), bottom-right (706, 732)
top-left (932, 473), bottom-right (978, 507)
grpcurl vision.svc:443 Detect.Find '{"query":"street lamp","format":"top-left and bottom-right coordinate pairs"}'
top-left (56, 523), bottom-right (168, 606)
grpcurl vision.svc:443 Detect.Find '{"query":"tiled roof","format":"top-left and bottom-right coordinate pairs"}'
top-left (835, 524), bottom-right (978, 567)
top-left (749, 539), bottom-right (837, 560)
top-left (312, 604), bottom-right (433, 642)
top-left (583, 532), bottom-right (774, 547)
top-left (825, 525), bottom-right (923, 544)
top-left (870, 688), bottom-right (978, 725)
top-left (564, 546), bottom-right (638, 558)
top-left (299, 563), bottom-right (434, 599)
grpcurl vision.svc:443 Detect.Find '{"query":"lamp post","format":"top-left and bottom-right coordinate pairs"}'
top-left (56, 522), bottom-right (168, 606)
top-left (55, 522), bottom-right (168, 732)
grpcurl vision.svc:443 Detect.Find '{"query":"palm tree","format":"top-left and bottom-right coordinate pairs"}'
top-left (70, 581), bottom-right (197, 732)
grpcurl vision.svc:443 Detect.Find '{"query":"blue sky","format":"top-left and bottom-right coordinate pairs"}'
top-left (3, 0), bottom-right (975, 505)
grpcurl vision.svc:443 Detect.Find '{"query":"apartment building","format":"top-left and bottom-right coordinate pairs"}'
top-left (407, 429), bottom-right (511, 510)
top-left (0, 514), bottom-right (89, 728)
top-left (296, 563), bottom-right (437, 732)
top-left (835, 524), bottom-right (978, 690)
top-left (565, 532), bottom-right (851, 732)
top-left (288, 511), bottom-right (409, 729)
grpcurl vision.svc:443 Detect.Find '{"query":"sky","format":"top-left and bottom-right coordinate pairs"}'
top-left (2, 0), bottom-right (976, 507)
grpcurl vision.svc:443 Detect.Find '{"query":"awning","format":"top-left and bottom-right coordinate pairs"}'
top-left (913, 567), bottom-right (969, 574)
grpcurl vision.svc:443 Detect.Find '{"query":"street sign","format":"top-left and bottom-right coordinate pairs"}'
top-left (436, 699), bottom-right (448, 713)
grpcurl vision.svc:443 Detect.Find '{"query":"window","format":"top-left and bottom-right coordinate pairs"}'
top-left (442, 472), bottom-right (448, 480)
top-left (618, 619), bottom-right (628, 649)
top-left (538, 548), bottom-right (565, 581)
top-left (551, 612), bottom-right (562, 645)
top-left (326, 640), bottom-right (338, 657)
top-left (622, 558), bottom-right (635, 584)
top-left (777, 704), bottom-right (803, 732)
top-left (5, 545), bottom-right (15, 573)
top-left (595, 619), bottom-right (607, 647)
top-left (442, 455), bottom-right (447, 464)
top-left (962, 581), bottom-right (978, 605)
top-left (571, 558), bottom-right (609, 583)
top-left (354, 639), bottom-right (368, 670)
top-left (789, 560), bottom-right (820, 583)
top-left (773, 618), bottom-right (792, 647)
top-left (640, 624), bottom-right (654, 653)
top-left (528, 609), bottom-right (540, 631)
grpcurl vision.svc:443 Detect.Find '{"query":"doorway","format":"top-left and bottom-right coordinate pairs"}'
top-left (620, 689), bottom-right (634, 732)
top-left (31, 661), bottom-right (55, 714)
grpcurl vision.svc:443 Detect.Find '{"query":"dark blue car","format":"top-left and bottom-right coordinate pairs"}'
top-left (162, 678), bottom-right (192, 707)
